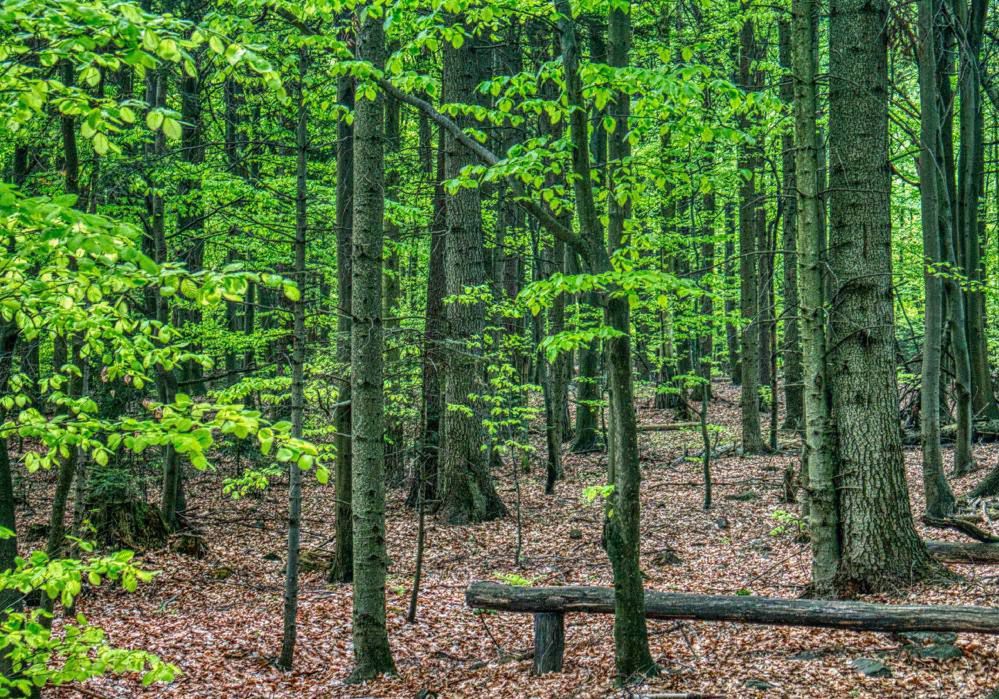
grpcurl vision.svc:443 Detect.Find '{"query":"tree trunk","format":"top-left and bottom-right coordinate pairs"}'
top-left (792, 0), bottom-right (839, 595)
top-left (917, 0), bottom-right (957, 518)
top-left (737, 15), bottom-right (765, 453)
top-left (437, 16), bottom-right (507, 525)
top-left (330, 74), bottom-right (355, 584)
top-left (602, 4), bottom-right (657, 680)
top-left (956, 0), bottom-right (996, 420)
top-left (409, 134), bottom-right (447, 509)
top-left (779, 20), bottom-right (803, 431)
top-left (827, 0), bottom-right (936, 590)
top-left (278, 49), bottom-right (309, 671)
top-left (348, 11), bottom-right (395, 682)
top-left (383, 88), bottom-right (405, 486)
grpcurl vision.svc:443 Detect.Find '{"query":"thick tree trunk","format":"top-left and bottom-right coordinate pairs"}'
top-left (828, 0), bottom-right (936, 590)
top-left (437, 16), bottom-right (506, 525)
top-left (348, 11), bottom-right (395, 682)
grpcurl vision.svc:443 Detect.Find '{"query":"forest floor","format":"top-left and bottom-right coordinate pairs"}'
top-left (23, 382), bottom-right (999, 698)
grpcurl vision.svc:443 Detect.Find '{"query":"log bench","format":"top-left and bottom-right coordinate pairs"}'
top-left (466, 581), bottom-right (999, 675)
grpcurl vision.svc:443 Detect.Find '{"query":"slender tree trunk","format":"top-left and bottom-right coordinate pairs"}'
top-left (383, 88), bottom-right (405, 485)
top-left (724, 203), bottom-right (740, 384)
top-left (278, 49), bottom-right (309, 671)
top-left (330, 75), bottom-right (355, 584)
top-left (602, 5), bottom-right (656, 679)
top-left (738, 16), bottom-right (765, 453)
top-left (348, 10), bottom-right (395, 681)
top-left (779, 20), bottom-right (803, 431)
top-left (0, 323), bottom-right (18, 683)
top-left (916, 0), bottom-right (957, 518)
top-left (828, 0), bottom-right (936, 590)
top-left (957, 0), bottom-right (995, 420)
top-left (409, 134), bottom-right (447, 509)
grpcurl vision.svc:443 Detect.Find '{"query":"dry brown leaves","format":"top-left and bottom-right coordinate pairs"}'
top-left (26, 383), bottom-right (998, 698)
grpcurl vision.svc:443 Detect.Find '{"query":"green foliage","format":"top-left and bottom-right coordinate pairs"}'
top-left (0, 546), bottom-right (177, 695)
top-left (769, 509), bottom-right (807, 539)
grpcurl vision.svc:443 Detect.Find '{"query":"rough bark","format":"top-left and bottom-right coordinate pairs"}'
top-left (437, 16), bottom-right (507, 525)
top-left (827, 0), bottom-right (936, 590)
top-left (467, 582), bottom-right (999, 634)
top-left (348, 10), bottom-right (395, 681)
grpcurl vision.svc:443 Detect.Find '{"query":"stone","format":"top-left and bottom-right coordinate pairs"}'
top-left (850, 658), bottom-right (891, 678)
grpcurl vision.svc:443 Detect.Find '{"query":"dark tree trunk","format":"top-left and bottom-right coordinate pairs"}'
top-left (738, 16), bottom-right (765, 453)
top-left (779, 20), bottom-right (803, 430)
top-left (330, 74), bottom-right (355, 584)
top-left (278, 49), bottom-right (309, 671)
top-left (348, 11), bottom-right (395, 682)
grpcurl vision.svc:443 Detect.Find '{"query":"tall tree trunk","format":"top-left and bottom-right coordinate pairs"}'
top-left (383, 88), bottom-right (404, 485)
top-left (409, 134), bottom-right (447, 509)
top-left (828, 0), bottom-right (936, 590)
top-left (0, 323), bottom-right (18, 682)
top-left (602, 4), bottom-right (656, 679)
top-left (792, 0), bottom-right (839, 593)
top-left (348, 10), bottom-right (395, 681)
top-left (956, 0), bottom-right (995, 419)
top-left (330, 75), bottom-right (355, 584)
top-left (437, 15), bottom-right (507, 524)
top-left (917, 0), bottom-right (957, 518)
top-left (724, 203), bottom-right (740, 384)
top-left (278, 49), bottom-right (309, 671)
top-left (779, 20), bottom-right (803, 430)
top-left (738, 15), bottom-right (765, 453)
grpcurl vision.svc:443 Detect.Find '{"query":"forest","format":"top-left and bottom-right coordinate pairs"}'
top-left (1, 0), bottom-right (999, 696)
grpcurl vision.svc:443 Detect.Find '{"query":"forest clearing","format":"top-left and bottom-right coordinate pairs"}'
top-left (2, 0), bottom-right (999, 696)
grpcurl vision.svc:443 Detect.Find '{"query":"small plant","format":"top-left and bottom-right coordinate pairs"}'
top-left (582, 484), bottom-right (615, 504)
top-left (493, 572), bottom-right (536, 587)
top-left (769, 509), bottom-right (808, 539)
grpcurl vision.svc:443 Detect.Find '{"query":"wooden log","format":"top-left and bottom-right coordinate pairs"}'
top-left (923, 516), bottom-right (999, 543)
top-left (466, 582), bottom-right (999, 634)
top-left (926, 540), bottom-right (999, 563)
top-left (532, 612), bottom-right (564, 675)
top-left (637, 422), bottom-right (700, 432)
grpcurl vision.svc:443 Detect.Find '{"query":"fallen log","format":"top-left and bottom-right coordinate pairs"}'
top-left (904, 419), bottom-right (999, 446)
top-left (923, 516), bottom-right (999, 543)
top-left (926, 540), bottom-right (999, 563)
top-left (637, 422), bottom-right (700, 433)
top-left (467, 581), bottom-right (999, 675)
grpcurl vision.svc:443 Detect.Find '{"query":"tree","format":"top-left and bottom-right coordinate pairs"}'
top-left (827, 0), bottom-right (936, 590)
top-left (348, 4), bottom-right (395, 681)
top-left (437, 13), bottom-right (507, 525)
